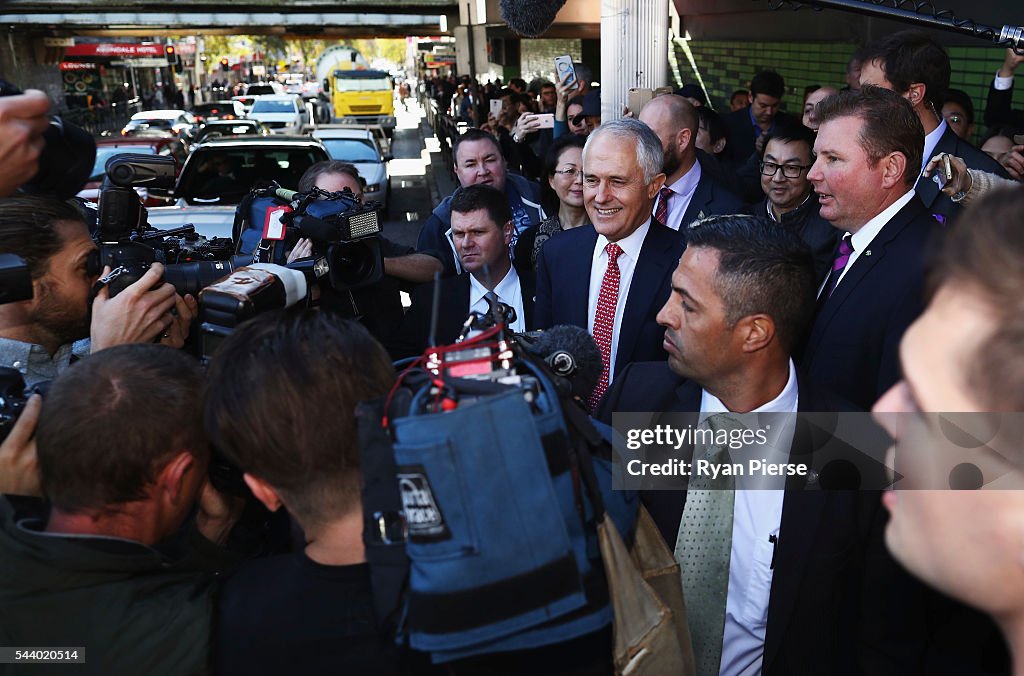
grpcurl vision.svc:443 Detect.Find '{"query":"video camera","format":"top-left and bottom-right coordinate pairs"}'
top-left (92, 154), bottom-right (239, 297)
top-left (195, 184), bottom-right (387, 360)
top-left (237, 183), bottom-right (385, 291)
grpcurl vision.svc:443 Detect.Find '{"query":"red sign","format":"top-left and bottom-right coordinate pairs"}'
top-left (59, 62), bottom-right (98, 71)
top-left (64, 43), bottom-right (163, 58)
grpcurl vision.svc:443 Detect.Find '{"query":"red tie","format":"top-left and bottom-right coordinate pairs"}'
top-left (589, 242), bottom-right (624, 410)
top-left (654, 187), bottom-right (673, 226)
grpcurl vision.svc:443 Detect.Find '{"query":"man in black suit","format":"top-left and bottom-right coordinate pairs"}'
top-left (388, 184), bottom-right (533, 359)
top-left (637, 94), bottom-right (745, 232)
top-left (535, 118), bottom-right (686, 409)
top-left (859, 30), bottom-right (1009, 222)
top-left (800, 86), bottom-right (936, 412)
top-left (597, 215), bottom-right (887, 676)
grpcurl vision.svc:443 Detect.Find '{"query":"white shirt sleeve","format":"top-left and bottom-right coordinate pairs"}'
top-left (994, 73), bottom-right (1014, 91)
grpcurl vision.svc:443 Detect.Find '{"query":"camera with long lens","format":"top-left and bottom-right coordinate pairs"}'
top-left (0, 79), bottom-right (96, 200)
top-left (93, 154), bottom-right (239, 297)
top-left (0, 368), bottom-right (49, 444)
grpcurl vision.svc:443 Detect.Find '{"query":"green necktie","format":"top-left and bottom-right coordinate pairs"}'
top-left (675, 412), bottom-right (744, 676)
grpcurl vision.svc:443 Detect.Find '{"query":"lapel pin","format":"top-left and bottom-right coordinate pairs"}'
top-left (864, 250), bottom-right (872, 256)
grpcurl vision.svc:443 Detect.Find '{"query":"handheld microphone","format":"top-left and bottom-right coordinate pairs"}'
top-left (499, 0), bottom-right (568, 37)
top-left (528, 324), bottom-right (602, 401)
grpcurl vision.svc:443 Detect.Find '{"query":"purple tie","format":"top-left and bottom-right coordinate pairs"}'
top-left (822, 234), bottom-right (854, 298)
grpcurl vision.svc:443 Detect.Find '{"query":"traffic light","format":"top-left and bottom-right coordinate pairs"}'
top-left (220, 58), bottom-right (230, 72)
top-left (164, 45), bottom-right (181, 70)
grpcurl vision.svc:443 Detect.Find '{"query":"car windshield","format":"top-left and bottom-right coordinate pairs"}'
top-left (335, 77), bottom-right (390, 92)
top-left (321, 139), bottom-right (379, 163)
top-left (177, 146), bottom-right (328, 204)
top-left (246, 85), bottom-right (277, 95)
top-left (129, 119), bottom-right (173, 129)
top-left (91, 146), bottom-right (157, 181)
top-left (251, 99), bottom-right (296, 114)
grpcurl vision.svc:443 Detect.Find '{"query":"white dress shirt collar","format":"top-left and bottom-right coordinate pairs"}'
top-left (469, 266), bottom-right (525, 332)
top-left (595, 217), bottom-right (650, 263)
top-left (699, 359), bottom-right (799, 418)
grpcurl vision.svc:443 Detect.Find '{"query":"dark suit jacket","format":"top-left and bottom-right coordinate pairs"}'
top-left (917, 126), bottom-right (1010, 222)
top-left (668, 155), bottom-right (747, 231)
top-left (534, 220), bottom-right (686, 376)
top-left (384, 270), bottom-right (535, 360)
top-left (798, 196), bottom-right (935, 411)
top-left (755, 196), bottom-right (839, 285)
top-left (984, 79), bottom-right (1024, 130)
top-left (595, 361), bottom-right (886, 675)
top-left (722, 108), bottom-right (800, 166)
top-left (596, 361), bottom-right (1008, 675)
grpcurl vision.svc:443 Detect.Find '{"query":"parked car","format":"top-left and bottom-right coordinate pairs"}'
top-left (247, 95), bottom-right (310, 135)
top-left (231, 95), bottom-right (257, 115)
top-left (146, 136), bottom-right (330, 239)
top-left (244, 82), bottom-right (285, 96)
top-left (312, 126), bottom-right (391, 209)
top-left (191, 119), bottom-right (272, 146)
top-left (123, 109), bottom-right (199, 145)
top-left (191, 100), bottom-right (246, 123)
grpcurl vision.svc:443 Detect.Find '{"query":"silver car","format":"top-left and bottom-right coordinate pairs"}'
top-left (312, 127), bottom-right (392, 210)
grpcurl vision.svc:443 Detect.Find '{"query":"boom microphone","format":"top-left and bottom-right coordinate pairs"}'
top-left (499, 0), bottom-right (568, 37)
top-left (528, 324), bottom-right (602, 402)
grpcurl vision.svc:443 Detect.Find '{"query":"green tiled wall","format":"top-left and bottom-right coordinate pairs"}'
top-left (673, 39), bottom-right (1024, 145)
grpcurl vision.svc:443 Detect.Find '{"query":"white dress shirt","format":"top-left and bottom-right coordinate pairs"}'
top-left (469, 266), bottom-right (525, 333)
top-left (651, 160), bottom-right (703, 230)
top-left (587, 218), bottom-right (650, 385)
top-left (699, 360), bottom-right (799, 676)
top-left (826, 188), bottom-right (916, 294)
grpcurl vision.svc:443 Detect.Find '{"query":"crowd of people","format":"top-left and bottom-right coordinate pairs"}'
top-left (1, 26), bottom-right (1024, 676)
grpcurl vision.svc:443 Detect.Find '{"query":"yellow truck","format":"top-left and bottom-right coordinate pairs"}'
top-left (327, 69), bottom-right (396, 138)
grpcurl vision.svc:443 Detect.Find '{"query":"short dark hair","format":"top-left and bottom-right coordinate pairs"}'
top-left (929, 189), bottom-right (1024, 410)
top-left (203, 311), bottom-right (395, 524)
top-left (760, 122), bottom-right (816, 160)
top-left (540, 133), bottom-right (587, 215)
top-left (697, 107), bottom-right (727, 146)
top-left (450, 184), bottom-right (512, 229)
top-left (750, 70), bottom-right (785, 100)
top-left (37, 345), bottom-right (206, 512)
top-left (509, 77), bottom-right (527, 91)
top-left (452, 128), bottom-right (502, 167)
top-left (298, 160), bottom-right (364, 194)
top-left (814, 86), bottom-right (924, 188)
top-left (686, 215), bottom-right (816, 353)
top-left (861, 30), bottom-right (950, 109)
top-left (942, 88), bottom-right (975, 126)
top-left (731, 89), bottom-right (749, 104)
top-left (0, 196), bottom-right (85, 279)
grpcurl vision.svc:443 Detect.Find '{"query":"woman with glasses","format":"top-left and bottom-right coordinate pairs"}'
top-left (513, 134), bottom-right (589, 271)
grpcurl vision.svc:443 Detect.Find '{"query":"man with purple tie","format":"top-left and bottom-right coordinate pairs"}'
top-left (798, 86), bottom-right (937, 411)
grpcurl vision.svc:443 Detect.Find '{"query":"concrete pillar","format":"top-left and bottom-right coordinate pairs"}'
top-left (600, 0), bottom-right (669, 122)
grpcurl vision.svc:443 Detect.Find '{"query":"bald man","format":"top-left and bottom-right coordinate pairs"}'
top-left (638, 95), bottom-right (744, 230)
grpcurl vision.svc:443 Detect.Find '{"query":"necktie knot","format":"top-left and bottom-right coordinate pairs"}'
top-left (659, 187), bottom-right (673, 201)
top-left (605, 242), bottom-right (623, 262)
top-left (838, 234), bottom-right (854, 257)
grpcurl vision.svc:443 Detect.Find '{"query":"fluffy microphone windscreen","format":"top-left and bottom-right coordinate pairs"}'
top-left (499, 0), bottom-right (568, 37)
top-left (531, 324), bottom-right (602, 400)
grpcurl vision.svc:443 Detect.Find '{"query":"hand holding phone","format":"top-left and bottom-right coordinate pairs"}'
top-left (554, 55), bottom-right (578, 91)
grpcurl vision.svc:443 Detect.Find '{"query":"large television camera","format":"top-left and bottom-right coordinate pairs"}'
top-left (236, 183), bottom-right (385, 291)
top-left (92, 154), bottom-right (238, 297)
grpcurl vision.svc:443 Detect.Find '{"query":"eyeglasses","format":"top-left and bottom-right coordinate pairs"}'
top-left (553, 167), bottom-right (583, 178)
top-left (946, 113), bottom-right (964, 124)
top-left (759, 161), bottom-right (812, 178)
